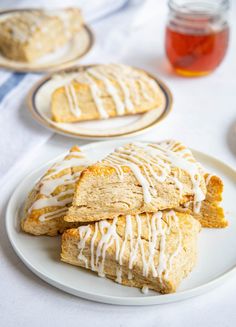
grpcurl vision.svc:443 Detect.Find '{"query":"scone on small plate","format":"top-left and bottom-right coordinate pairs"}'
top-left (51, 64), bottom-right (164, 122)
top-left (0, 8), bottom-right (83, 62)
top-left (64, 140), bottom-right (207, 223)
top-left (21, 146), bottom-right (90, 236)
top-left (61, 210), bottom-right (201, 294)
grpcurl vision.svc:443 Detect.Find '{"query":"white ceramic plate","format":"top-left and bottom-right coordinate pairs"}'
top-left (6, 140), bottom-right (236, 305)
top-left (27, 68), bottom-right (172, 139)
top-left (0, 10), bottom-right (94, 73)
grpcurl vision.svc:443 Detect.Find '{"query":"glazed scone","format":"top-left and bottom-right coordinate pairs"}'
top-left (178, 174), bottom-right (227, 228)
top-left (162, 141), bottom-right (227, 228)
top-left (51, 64), bottom-right (164, 122)
top-left (21, 146), bottom-right (90, 236)
top-left (0, 8), bottom-right (83, 62)
top-left (61, 211), bottom-right (201, 294)
top-left (65, 140), bottom-right (207, 223)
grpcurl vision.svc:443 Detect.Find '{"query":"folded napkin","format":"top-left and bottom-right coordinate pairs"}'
top-left (0, 0), bottom-right (148, 182)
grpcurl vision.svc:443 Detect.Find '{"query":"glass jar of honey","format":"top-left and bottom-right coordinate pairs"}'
top-left (165, 0), bottom-right (230, 77)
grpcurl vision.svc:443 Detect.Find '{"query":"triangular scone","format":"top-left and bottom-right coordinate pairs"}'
top-left (0, 8), bottom-right (83, 62)
top-left (178, 174), bottom-right (227, 228)
top-left (51, 64), bottom-right (164, 123)
top-left (61, 210), bottom-right (200, 294)
top-left (65, 141), bottom-right (206, 223)
top-left (21, 146), bottom-right (91, 236)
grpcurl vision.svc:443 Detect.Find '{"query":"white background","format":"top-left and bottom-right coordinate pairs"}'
top-left (1, 0), bottom-right (236, 326)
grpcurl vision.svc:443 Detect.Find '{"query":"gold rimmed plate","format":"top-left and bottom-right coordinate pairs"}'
top-left (0, 9), bottom-right (94, 73)
top-left (27, 65), bottom-right (173, 140)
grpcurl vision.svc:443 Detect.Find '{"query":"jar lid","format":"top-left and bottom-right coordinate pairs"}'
top-left (168, 0), bottom-right (230, 17)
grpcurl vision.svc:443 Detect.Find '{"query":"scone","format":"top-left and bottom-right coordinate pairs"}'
top-left (61, 210), bottom-right (201, 294)
top-left (164, 141), bottom-right (227, 227)
top-left (65, 140), bottom-right (207, 223)
top-left (0, 8), bottom-right (83, 62)
top-left (179, 173), bottom-right (227, 228)
top-left (51, 64), bottom-right (164, 122)
top-left (21, 146), bottom-right (90, 236)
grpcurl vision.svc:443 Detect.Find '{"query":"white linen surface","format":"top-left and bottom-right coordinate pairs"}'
top-left (1, 1), bottom-right (236, 326)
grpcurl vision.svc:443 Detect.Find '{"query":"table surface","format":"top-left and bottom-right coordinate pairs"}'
top-left (1, 1), bottom-right (236, 326)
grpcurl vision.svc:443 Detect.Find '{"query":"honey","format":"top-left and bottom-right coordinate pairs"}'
top-left (165, 0), bottom-right (230, 77)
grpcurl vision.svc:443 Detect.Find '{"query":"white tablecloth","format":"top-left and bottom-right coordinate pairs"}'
top-left (1, 1), bottom-right (236, 326)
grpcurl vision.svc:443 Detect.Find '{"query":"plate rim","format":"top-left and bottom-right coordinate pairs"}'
top-left (0, 8), bottom-right (94, 73)
top-left (26, 66), bottom-right (173, 139)
top-left (5, 140), bottom-right (236, 305)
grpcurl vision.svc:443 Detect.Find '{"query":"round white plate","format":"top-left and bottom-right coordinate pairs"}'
top-left (0, 10), bottom-right (94, 73)
top-left (6, 140), bottom-right (236, 305)
top-left (27, 67), bottom-right (172, 139)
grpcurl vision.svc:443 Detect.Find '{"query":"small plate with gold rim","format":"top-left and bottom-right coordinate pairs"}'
top-left (27, 66), bottom-right (173, 140)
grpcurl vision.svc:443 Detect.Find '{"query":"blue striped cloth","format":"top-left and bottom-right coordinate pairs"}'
top-left (0, 73), bottom-right (26, 102)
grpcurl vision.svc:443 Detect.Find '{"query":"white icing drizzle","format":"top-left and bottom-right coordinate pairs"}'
top-left (164, 211), bottom-right (182, 278)
top-left (90, 223), bottom-right (98, 271)
top-left (147, 212), bottom-right (162, 278)
top-left (115, 266), bottom-right (122, 284)
top-left (138, 80), bottom-right (152, 101)
top-left (119, 215), bottom-right (133, 266)
top-left (62, 64), bottom-right (159, 118)
top-left (48, 155), bottom-right (89, 175)
top-left (205, 174), bottom-right (213, 186)
top-left (160, 140), bottom-right (209, 214)
top-left (130, 78), bottom-right (141, 105)
top-left (193, 201), bottom-right (202, 214)
top-left (117, 63), bottom-right (160, 101)
top-left (103, 151), bottom-right (152, 203)
top-left (172, 176), bottom-right (184, 196)
top-left (78, 226), bottom-right (91, 269)
top-left (95, 218), bottom-right (120, 277)
top-left (104, 64), bottom-right (135, 113)
top-left (117, 148), bottom-right (168, 183)
top-left (128, 270), bottom-right (133, 280)
top-left (28, 149), bottom-right (88, 222)
top-left (83, 73), bottom-right (109, 119)
top-left (103, 158), bottom-right (124, 181)
top-left (149, 143), bottom-right (206, 204)
top-left (103, 142), bottom-right (206, 209)
top-left (40, 173), bottom-right (72, 195)
top-left (87, 67), bottom-right (125, 116)
top-left (30, 189), bottom-right (74, 211)
top-left (65, 84), bottom-right (81, 118)
top-left (133, 214), bottom-right (149, 276)
top-left (193, 173), bottom-right (213, 213)
top-left (39, 207), bottom-right (68, 222)
top-left (76, 211), bottom-right (182, 288)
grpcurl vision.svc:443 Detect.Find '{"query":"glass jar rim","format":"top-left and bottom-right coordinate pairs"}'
top-left (168, 0), bottom-right (230, 17)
